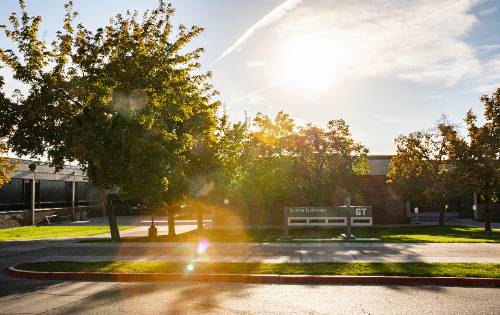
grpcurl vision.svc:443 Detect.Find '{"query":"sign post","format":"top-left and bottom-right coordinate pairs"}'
top-left (345, 197), bottom-right (353, 239)
top-left (283, 207), bottom-right (290, 239)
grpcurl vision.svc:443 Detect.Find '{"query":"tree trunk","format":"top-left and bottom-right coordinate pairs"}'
top-left (197, 208), bottom-right (203, 231)
top-left (167, 207), bottom-right (176, 238)
top-left (102, 190), bottom-right (120, 241)
top-left (484, 200), bottom-right (492, 232)
top-left (438, 202), bottom-right (446, 226)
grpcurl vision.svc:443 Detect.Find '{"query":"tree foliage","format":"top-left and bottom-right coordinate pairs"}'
top-left (0, 76), bottom-right (18, 187)
top-left (215, 111), bottom-right (368, 224)
top-left (449, 89), bottom-right (499, 232)
top-left (0, 142), bottom-right (17, 188)
top-left (0, 1), bottom-right (219, 239)
top-left (387, 120), bottom-right (462, 225)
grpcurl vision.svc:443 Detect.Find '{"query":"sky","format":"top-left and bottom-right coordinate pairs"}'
top-left (1, 0), bottom-right (500, 154)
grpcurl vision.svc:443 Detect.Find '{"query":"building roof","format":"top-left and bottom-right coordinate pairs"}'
top-left (8, 159), bottom-right (87, 182)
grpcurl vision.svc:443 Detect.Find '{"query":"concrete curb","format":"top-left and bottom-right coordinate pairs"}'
top-left (6, 267), bottom-right (500, 287)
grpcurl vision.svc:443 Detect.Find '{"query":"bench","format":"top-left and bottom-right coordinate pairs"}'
top-left (44, 214), bottom-right (72, 225)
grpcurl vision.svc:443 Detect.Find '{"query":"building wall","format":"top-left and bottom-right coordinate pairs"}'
top-left (0, 211), bottom-right (28, 228)
top-left (357, 175), bottom-right (408, 224)
top-left (0, 159), bottom-right (102, 228)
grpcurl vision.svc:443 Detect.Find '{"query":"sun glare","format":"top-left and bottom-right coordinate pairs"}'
top-left (281, 35), bottom-right (337, 91)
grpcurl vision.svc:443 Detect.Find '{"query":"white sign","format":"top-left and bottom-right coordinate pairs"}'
top-left (414, 207), bottom-right (419, 214)
top-left (355, 208), bottom-right (367, 216)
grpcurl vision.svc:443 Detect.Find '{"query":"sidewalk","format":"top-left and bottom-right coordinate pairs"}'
top-left (2, 241), bottom-right (500, 264)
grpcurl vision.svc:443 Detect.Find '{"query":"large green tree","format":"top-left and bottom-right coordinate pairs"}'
top-left (387, 122), bottom-right (461, 225)
top-left (0, 1), bottom-right (219, 240)
top-left (213, 111), bottom-right (368, 225)
top-left (450, 89), bottom-right (499, 232)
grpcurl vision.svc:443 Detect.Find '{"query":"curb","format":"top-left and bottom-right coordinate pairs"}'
top-left (6, 267), bottom-right (500, 287)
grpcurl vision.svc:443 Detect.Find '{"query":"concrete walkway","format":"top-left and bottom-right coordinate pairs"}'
top-left (2, 241), bottom-right (500, 264)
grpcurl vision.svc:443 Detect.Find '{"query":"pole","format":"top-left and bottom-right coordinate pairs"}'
top-left (283, 207), bottom-right (289, 239)
top-left (473, 192), bottom-right (478, 220)
top-left (31, 172), bottom-right (36, 225)
top-left (71, 173), bottom-right (76, 221)
top-left (345, 197), bottom-right (352, 239)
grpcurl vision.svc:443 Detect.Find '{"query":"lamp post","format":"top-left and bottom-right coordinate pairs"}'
top-left (31, 170), bottom-right (36, 225)
top-left (71, 172), bottom-right (76, 221)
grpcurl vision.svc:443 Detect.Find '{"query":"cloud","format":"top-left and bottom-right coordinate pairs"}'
top-left (238, 80), bottom-right (283, 102)
top-left (478, 6), bottom-right (497, 16)
top-left (246, 93), bottom-right (267, 105)
top-left (421, 94), bottom-right (444, 101)
top-left (209, 0), bottom-right (302, 67)
top-left (270, 0), bottom-right (483, 86)
top-left (477, 44), bottom-right (500, 54)
top-left (246, 60), bottom-right (267, 68)
top-left (475, 54), bottom-right (500, 93)
top-left (370, 113), bottom-right (400, 124)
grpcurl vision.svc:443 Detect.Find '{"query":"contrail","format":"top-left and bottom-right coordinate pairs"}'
top-left (209, 0), bottom-right (302, 68)
top-left (238, 80), bottom-right (284, 102)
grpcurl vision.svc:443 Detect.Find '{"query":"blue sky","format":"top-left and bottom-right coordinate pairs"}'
top-left (1, 0), bottom-right (500, 154)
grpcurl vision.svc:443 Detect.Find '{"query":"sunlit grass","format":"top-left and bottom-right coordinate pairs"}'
top-left (115, 226), bottom-right (500, 243)
top-left (17, 261), bottom-right (500, 278)
top-left (0, 226), bottom-right (134, 241)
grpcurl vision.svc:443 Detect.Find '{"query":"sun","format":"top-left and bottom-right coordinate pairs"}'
top-left (281, 35), bottom-right (337, 91)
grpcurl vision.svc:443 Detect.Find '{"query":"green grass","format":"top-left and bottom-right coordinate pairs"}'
top-left (116, 226), bottom-right (500, 243)
top-left (0, 226), bottom-right (134, 241)
top-left (16, 261), bottom-right (500, 278)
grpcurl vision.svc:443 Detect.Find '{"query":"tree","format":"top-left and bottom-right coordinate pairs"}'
top-left (0, 1), bottom-right (219, 240)
top-left (0, 142), bottom-right (17, 187)
top-left (213, 111), bottom-right (368, 225)
top-left (241, 111), bottom-right (296, 224)
top-left (0, 76), bottom-right (18, 187)
top-left (451, 89), bottom-right (499, 232)
top-left (292, 120), bottom-right (368, 206)
top-left (387, 122), bottom-right (459, 225)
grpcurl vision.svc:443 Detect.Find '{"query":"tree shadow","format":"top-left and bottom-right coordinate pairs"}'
top-left (38, 281), bottom-right (252, 314)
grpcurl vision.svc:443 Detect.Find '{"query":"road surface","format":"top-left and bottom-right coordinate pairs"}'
top-left (0, 280), bottom-right (499, 314)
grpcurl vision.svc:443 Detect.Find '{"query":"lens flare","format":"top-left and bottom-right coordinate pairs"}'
top-left (186, 263), bottom-right (195, 272)
top-left (197, 239), bottom-right (209, 255)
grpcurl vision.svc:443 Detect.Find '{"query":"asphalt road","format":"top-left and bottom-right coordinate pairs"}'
top-left (0, 280), bottom-right (499, 314)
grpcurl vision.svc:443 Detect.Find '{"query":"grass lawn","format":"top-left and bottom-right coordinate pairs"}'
top-left (16, 261), bottom-right (500, 278)
top-left (117, 226), bottom-right (500, 243)
top-left (0, 226), bottom-right (134, 241)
